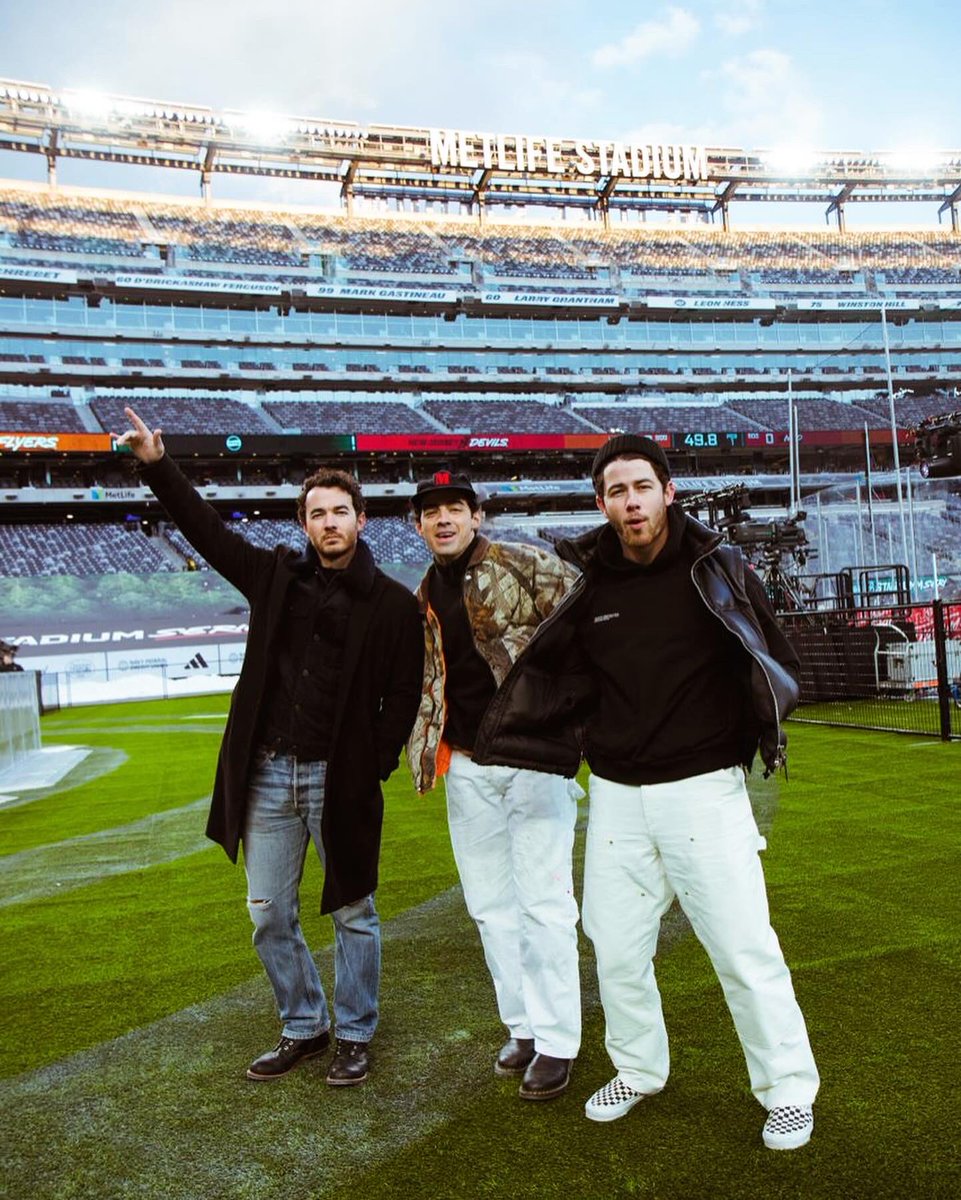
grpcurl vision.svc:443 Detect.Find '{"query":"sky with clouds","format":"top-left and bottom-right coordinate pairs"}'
top-left (0, 0), bottom-right (958, 223)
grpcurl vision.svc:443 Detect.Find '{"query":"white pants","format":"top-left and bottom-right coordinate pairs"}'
top-left (445, 751), bottom-right (582, 1059)
top-left (582, 767), bottom-right (819, 1109)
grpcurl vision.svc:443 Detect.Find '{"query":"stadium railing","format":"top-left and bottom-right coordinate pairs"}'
top-left (783, 599), bottom-right (961, 740)
top-left (39, 657), bottom-right (241, 710)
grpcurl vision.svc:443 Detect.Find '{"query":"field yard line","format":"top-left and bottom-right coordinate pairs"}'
top-left (0, 885), bottom-right (535, 1200)
top-left (0, 796), bottom-right (213, 907)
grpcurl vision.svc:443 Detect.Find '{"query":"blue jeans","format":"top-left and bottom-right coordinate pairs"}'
top-left (243, 749), bottom-right (380, 1042)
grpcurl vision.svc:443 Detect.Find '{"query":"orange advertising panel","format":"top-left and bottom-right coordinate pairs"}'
top-left (0, 432), bottom-right (114, 453)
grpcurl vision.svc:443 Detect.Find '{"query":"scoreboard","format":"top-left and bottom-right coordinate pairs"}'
top-left (672, 432), bottom-right (757, 449)
top-left (648, 429), bottom-right (912, 451)
top-left (0, 428), bottom-right (911, 458)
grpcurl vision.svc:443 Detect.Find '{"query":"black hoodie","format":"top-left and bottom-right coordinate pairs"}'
top-left (576, 506), bottom-right (749, 785)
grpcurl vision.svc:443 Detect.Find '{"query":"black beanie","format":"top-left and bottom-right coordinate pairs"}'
top-left (591, 434), bottom-right (671, 489)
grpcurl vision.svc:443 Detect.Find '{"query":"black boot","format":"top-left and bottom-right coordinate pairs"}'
top-left (326, 1039), bottom-right (369, 1087)
top-left (246, 1031), bottom-right (330, 1081)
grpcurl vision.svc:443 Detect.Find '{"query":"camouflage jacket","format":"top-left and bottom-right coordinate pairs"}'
top-left (407, 536), bottom-right (579, 793)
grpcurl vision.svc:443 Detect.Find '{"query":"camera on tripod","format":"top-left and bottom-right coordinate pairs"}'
top-left (914, 409), bottom-right (961, 478)
top-left (726, 512), bottom-right (811, 567)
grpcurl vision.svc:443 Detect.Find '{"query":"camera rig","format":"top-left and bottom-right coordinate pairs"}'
top-left (678, 484), bottom-right (814, 611)
top-left (914, 408), bottom-right (961, 478)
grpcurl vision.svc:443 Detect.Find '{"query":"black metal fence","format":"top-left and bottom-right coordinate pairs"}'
top-left (782, 601), bottom-right (961, 740)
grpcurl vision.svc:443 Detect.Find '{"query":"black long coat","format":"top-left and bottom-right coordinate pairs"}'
top-left (140, 455), bottom-right (424, 912)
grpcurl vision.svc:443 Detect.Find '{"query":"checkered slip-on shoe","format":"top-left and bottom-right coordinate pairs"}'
top-left (762, 1105), bottom-right (814, 1150)
top-left (584, 1077), bottom-right (647, 1123)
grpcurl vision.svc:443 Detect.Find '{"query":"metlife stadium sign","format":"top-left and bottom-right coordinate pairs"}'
top-left (430, 129), bottom-right (709, 181)
top-left (4, 618), bottom-right (249, 683)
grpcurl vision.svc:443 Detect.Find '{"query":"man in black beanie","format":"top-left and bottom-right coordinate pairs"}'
top-left (475, 434), bottom-right (819, 1149)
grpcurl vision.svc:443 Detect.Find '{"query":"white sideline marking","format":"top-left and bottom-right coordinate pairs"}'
top-left (0, 745), bottom-right (91, 794)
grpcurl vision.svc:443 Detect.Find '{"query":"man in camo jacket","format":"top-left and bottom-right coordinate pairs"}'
top-left (407, 470), bottom-right (581, 1102)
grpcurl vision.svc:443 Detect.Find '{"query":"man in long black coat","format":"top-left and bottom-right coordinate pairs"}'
top-left (116, 408), bottom-right (423, 1088)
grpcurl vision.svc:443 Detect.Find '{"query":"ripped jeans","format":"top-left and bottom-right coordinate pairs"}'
top-left (243, 749), bottom-right (380, 1043)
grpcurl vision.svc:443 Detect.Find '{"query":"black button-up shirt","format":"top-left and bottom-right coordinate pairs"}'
top-left (258, 556), bottom-right (351, 759)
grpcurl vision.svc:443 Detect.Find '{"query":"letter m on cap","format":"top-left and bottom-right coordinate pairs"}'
top-left (433, 471), bottom-right (452, 485)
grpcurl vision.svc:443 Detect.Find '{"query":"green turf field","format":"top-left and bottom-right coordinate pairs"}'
top-left (1, 699), bottom-right (958, 1199)
top-left (795, 696), bottom-right (961, 740)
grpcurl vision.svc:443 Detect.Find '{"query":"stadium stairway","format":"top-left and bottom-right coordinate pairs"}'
top-left (153, 529), bottom-right (192, 571)
top-left (76, 401), bottom-right (104, 433)
top-left (254, 403), bottom-right (286, 434)
top-left (411, 403), bottom-right (453, 433)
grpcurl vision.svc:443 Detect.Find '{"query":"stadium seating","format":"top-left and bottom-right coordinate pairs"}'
top-left (4, 187), bottom-right (961, 291)
top-left (89, 395), bottom-right (272, 436)
top-left (0, 522), bottom-right (178, 576)
top-left (0, 399), bottom-right (87, 431)
top-left (162, 514), bottom-right (427, 568)
top-left (537, 521), bottom-right (601, 545)
top-left (0, 191), bottom-right (144, 259)
top-left (162, 518), bottom-right (305, 569)
top-left (2, 182), bottom-right (961, 566)
top-left (423, 398), bottom-right (596, 433)
top-left (726, 397), bottom-right (889, 431)
top-left (854, 393), bottom-right (956, 427)
top-left (264, 398), bottom-right (437, 434)
top-left (364, 516), bottom-right (429, 563)
top-left (573, 403), bottom-right (763, 432)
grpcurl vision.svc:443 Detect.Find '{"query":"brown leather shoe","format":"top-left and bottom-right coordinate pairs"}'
top-left (518, 1053), bottom-right (572, 1101)
top-left (494, 1037), bottom-right (536, 1077)
top-left (246, 1030), bottom-right (330, 1081)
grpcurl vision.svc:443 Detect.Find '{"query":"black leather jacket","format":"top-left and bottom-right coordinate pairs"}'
top-left (473, 513), bottom-right (800, 779)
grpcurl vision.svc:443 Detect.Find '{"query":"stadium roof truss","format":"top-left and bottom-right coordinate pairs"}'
top-left (3, 80), bottom-right (961, 231)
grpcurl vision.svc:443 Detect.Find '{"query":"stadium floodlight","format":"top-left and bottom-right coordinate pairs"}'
top-left (761, 146), bottom-right (820, 178)
top-left (233, 110), bottom-right (294, 143)
top-left (63, 89), bottom-right (114, 122)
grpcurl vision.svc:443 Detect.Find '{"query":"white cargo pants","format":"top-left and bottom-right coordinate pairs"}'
top-left (445, 750), bottom-right (582, 1059)
top-left (582, 766), bottom-right (819, 1109)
